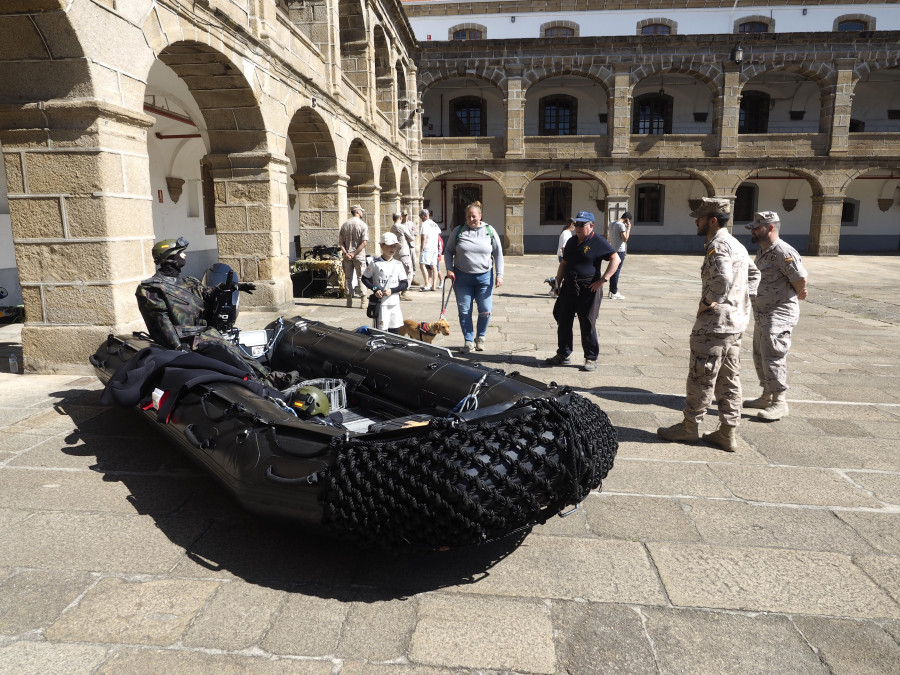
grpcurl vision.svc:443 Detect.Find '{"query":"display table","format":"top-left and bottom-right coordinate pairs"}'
top-left (290, 259), bottom-right (346, 298)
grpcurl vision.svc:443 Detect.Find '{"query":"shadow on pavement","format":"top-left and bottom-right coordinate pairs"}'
top-left (579, 386), bottom-right (685, 411)
top-left (52, 388), bottom-right (530, 600)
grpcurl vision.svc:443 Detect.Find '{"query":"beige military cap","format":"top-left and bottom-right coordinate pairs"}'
top-left (690, 197), bottom-right (732, 218)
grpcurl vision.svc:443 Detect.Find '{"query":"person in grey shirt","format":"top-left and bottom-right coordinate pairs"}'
top-left (444, 201), bottom-right (504, 353)
top-left (606, 211), bottom-right (632, 300)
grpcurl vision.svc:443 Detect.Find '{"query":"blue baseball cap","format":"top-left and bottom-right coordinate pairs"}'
top-left (573, 211), bottom-right (595, 223)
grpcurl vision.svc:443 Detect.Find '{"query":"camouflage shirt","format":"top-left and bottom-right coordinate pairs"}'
top-left (752, 238), bottom-right (808, 330)
top-left (136, 273), bottom-right (209, 349)
top-left (693, 227), bottom-right (760, 336)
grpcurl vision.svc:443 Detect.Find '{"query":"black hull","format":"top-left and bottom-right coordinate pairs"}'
top-left (91, 317), bottom-right (618, 549)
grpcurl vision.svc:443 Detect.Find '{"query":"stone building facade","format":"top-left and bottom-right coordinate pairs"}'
top-left (0, 0), bottom-right (420, 372)
top-left (406, 0), bottom-right (900, 255)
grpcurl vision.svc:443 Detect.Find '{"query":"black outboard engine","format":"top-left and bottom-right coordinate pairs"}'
top-left (203, 263), bottom-right (241, 335)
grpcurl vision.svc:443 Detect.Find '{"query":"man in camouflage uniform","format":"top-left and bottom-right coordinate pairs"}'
top-left (135, 237), bottom-right (271, 381)
top-left (390, 212), bottom-right (415, 301)
top-left (339, 205), bottom-right (369, 307)
top-left (744, 211), bottom-right (808, 421)
top-left (657, 198), bottom-right (760, 452)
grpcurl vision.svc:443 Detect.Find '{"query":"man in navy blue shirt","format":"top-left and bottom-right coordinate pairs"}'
top-left (546, 211), bottom-right (620, 371)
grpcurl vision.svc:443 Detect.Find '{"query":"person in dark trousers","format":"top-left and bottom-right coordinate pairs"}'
top-left (545, 211), bottom-right (620, 372)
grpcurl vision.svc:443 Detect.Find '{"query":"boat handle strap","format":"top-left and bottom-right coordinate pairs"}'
top-left (184, 423), bottom-right (212, 450)
top-left (265, 465), bottom-right (326, 485)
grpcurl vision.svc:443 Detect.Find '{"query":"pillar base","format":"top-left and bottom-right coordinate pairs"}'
top-left (22, 322), bottom-right (143, 375)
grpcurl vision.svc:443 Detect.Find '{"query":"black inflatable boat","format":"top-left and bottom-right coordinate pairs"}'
top-left (91, 314), bottom-right (617, 550)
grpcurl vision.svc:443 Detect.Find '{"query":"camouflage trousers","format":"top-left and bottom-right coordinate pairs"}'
top-left (342, 257), bottom-right (366, 297)
top-left (685, 332), bottom-right (743, 426)
top-left (753, 323), bottom-right (793, 394)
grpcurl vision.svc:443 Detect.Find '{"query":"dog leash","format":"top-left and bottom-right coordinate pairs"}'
top-left (439, 278), bottom-right (455, 320)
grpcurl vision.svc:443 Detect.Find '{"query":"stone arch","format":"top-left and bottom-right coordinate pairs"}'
top-left (346, 139), bottom-right (378, 245)
top-left (287, 107), bottom-right (338, 178)
top-left (624, 168), bottom-right (717, 197)
top-left (373, 25), bottom-right (391, 79)
top-left (378, 156), bottom-right (400, 236)
top-left (630, 67), bottom-right (721, 135)
top-left (448, 23), bottom-right (487, 41)
top-left (420, 169), bottom-right (506, 238)
top-left (418, 68), bottom-right (506, 99)
top-left (522, 169), bottom-right (611, 199)
top-left (738, 64), bottom-right (832, 134)
top-left (158, 41), bottom-right (267, 154)
top-left (339, 0), bottom-right (369, 93)
top-left (378, 156), bottom-right (398, 194)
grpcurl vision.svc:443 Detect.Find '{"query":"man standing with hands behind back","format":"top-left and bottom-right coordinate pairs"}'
top-left (545, 210), bottom-right (620, 372)
top-left (744, 211), bottom-right (808, 421)
top-left (339, 204), bottom-right (368, 307)
top-left (606, 211), bottom-right (632, 300)
top-left (657, 198), bottom-right (759, 452)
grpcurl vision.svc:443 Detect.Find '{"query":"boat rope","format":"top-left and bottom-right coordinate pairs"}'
top-left (450, 372), bottom-right (488, 414)
top-left (320, 392), bottom-right (617, 550)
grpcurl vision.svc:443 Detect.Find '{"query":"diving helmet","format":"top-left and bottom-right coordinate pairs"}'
top-left (152, 237), bottom-right (189, 264)
top-left (289, 386), bottom-right (330, 417)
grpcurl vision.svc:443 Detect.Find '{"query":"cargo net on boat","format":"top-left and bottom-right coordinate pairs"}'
top-left (322, 392), bottom-right (617, 549)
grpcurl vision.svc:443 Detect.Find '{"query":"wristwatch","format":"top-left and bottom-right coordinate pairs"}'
top-left (701, 298), bottom-right (712, 307)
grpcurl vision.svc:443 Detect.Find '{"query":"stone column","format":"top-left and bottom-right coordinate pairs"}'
top-left (505, 65), bottom-right (524, 159)
top-left (381, 188), bottom-right (400, 238)
top-left (808, 194), bottom-right (842, 255)
top-left (827, 59), bottom-right (855, 157)
top-left (718, 63), bottom-right (742, 157)
top-left (293, 170), bottom-right (349, 252)
top-left (0, 100), bottom-right (154, 373)
top-left (503, 195), bottom-right (525, 255)
top-left (203, 152), bottom-right (293, 311)
top-left (610, 64), bottom-right (632, 158)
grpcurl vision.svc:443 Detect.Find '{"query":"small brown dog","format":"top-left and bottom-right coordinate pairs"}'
top-left (398, 318), bottom-right (451, 343)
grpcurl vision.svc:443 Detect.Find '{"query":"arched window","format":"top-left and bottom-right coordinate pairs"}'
top-left (834, 15), bottom-right (875, 31)
top-left (541, 181), bottom-right (573, 225)
top-left (450, 96), bottom-right (486, 137)
top-left (449, 24), bottom-right (486, 40)
top-left (545, 26), bottom-right (575, 38)
top-left (641, 24), bottom-right (670, 35)
top-left (841, 198), bottom-right (860, 227)
top-left (838, 20), bottom-right (866, 32)
top-left (739, 21), bottom-right (769, 33)
top-left (739, 91), bottom-right (770, 134)
top-left (632, 93), bottom-right (673, 135)
top-left (734, 183), bottom-right (759, 223)
top-left (539, 95), bottom-right (578, 135)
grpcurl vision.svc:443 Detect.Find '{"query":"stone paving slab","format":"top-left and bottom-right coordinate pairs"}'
top-left (2, 253), bottom-right (900, 672)
top-left (642, 607), bottom-right (824, 675)
top-left (793, 616), bottom-right (900, 675)
top-left (649, 543), bottom-right (900, 618)
top-left (409, 593), bottom-right (556, 673)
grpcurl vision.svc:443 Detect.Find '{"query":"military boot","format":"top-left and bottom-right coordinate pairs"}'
top-left (744, 392), bottom-right (772, 409)
top-left (656, 419), bottom-right (700, 443)
top-left (758, 392), bottom-right (789, 421)
top-left (702, 424), bottom-right (737, 452)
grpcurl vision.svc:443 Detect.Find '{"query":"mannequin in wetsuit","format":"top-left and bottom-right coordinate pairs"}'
top-left (135, 237), bottom-right (286, 383)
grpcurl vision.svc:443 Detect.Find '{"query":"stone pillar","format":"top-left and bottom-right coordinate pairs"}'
top-left (0, 100), bottom-right (154, 373)
top-left (610, 64), bottom-right (632, 158)
top-left (808, 194), bottom-right (842, 255)
top-left (718, 63), bottom-right (742, 157)
top-left (351, 184), bottom-right (381, 254)
top-left (827, 59), bottom-right (855, 157)
top-left (203, 152), bottom-right (293, 311)
top-left (505, 65), bottom-right (524, 159)
top-left (503, 195), bottom-right (525, 255)
top-left (606, 195), bottom-right (630, 236)
top-left (293, 170), bottom-right (349, 252)
top-left (381, 188), bottom-right (400, 238)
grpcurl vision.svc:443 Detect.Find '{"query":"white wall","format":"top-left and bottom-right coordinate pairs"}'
top-left (409, 4), bottom-right (900, 41)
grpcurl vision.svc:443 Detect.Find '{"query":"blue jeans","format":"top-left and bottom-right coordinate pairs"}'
top-left (609, 250), bottom-right (626, 294)
top-left (453, 269), bottom-right (494, 342)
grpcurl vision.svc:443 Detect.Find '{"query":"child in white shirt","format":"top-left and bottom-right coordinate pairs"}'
top-left (362, 232), bottom-right (408, 333)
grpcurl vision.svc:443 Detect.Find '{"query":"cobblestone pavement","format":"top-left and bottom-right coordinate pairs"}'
top-left (1, 253), bottom-right (899, 674)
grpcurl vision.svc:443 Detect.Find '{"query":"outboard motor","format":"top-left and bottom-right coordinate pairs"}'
top-left (203, 263), bottom-right (241, 335)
